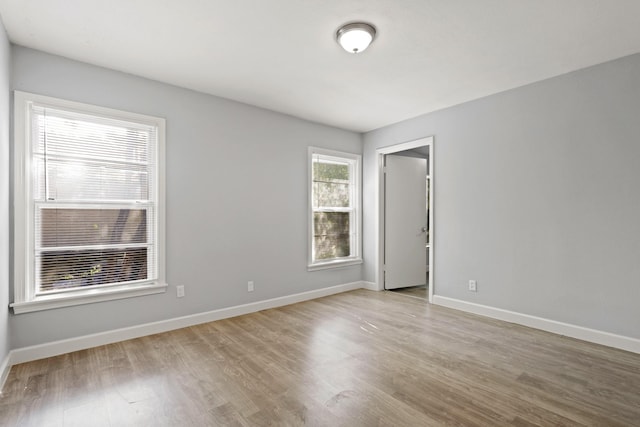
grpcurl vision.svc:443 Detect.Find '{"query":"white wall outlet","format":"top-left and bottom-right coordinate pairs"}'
top-left (248, 281), bottom-right (254, 292)
top-left (468, 280), bottom-right (477, 292)
top-left (176, 285), bottom-right (185, 298)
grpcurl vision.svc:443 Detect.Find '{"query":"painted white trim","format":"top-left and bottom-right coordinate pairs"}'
top-left (360, 281), bottom-right (379, 291)
top-left (11, 282), bottom-right (168, 314)
top-left (8, 281), bottom-right (369, 366)
top-left (13, 91), bottom-right (30, 305)
top-left (307, 258), bottom-right (362, 271)
top-left (432, 295), bottom-right (640, 354)
top-left (0, 352), bottom-right (11, 392)
top-left (427, 143), bottom-right (434, 303)
top-left (376, 136), bottom-right (434, 301)
top-left (377, 138), bottom-right (433, 155)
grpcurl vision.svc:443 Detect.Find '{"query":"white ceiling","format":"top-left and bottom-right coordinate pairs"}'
top-left (1, 1), bottom-right (640, 132)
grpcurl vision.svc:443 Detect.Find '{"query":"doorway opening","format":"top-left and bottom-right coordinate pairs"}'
top-left (376, 136), bottom-right (433, 302)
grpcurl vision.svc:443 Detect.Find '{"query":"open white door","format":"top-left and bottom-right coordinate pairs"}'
top-left (384, 155), bottom-right (428, 289)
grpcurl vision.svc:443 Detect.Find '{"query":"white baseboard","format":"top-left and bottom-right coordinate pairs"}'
top-left (0, 351), bottom-right (11, 392)
top-left (7, 281), bottom-right (368, 369)
top-left (360, 281), bottom-right (379, 291)
top-left (432, 295), bottom-right (640, 354)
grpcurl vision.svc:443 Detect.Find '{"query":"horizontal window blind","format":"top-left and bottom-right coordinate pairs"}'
top-left (31, 104), bottom-right (158, 294)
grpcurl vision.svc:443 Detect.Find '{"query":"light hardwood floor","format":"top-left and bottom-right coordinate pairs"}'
top-left (388, 285), bottom-right (428, 300)
top-left (1, 290), bottom-right (640, 426)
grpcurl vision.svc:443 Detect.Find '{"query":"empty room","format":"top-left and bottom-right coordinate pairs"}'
top-left (1, 1), bottom-right (640, 425)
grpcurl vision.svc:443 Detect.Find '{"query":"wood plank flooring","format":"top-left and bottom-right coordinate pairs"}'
top-left (1, 289), bottom-right (640, 426)
top-left (387, 285), bottom-right (428, 300)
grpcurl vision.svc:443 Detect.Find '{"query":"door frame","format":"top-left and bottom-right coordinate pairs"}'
top-left (376, 136), bottom-right (434, 302)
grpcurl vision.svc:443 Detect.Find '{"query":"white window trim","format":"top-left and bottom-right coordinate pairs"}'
top-left (308, 147), bottom-right (362, 271)
top-left (11, 91), bottom-right (167, 314)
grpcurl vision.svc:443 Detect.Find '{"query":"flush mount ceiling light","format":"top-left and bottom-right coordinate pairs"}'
top-left (336, 22), bottom-right (376, 54)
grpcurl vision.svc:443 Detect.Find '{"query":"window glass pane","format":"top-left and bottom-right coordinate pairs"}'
top-left (313, 160), bottom-right (350, 208)
top-left (313, 161), bottom-right (349, 181)
top-left (313, 181), bottom-right (350, 208)
top-left (44, 158), bottom-right (148, 201)
top-left (37, 248), bottom-right (148, 292)
top-left (39, 208), bottom-right (147, 248)
top-left (313, 212), bottom-right (351, 259)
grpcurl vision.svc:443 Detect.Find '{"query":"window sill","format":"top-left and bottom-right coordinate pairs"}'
top-left (307, 258), bottom-right (362, 272)
top-left (10, 282), bottom-right (168, 314)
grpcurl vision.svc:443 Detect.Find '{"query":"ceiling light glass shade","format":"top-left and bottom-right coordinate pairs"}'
top-left (336, 23), bottom-right (376, 53)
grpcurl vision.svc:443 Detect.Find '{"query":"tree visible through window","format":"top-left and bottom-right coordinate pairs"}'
top-left (309, 148), bottom-right (361, 268)
top-left (39, 208), bottom-right (148, 291)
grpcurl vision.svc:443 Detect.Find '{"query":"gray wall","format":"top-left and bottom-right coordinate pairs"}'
top-left (10, 46), bottom-right (362, 349)
top-left (0, 19), bottom-right (10, 363)
top-left (363, 53), bottom-right (640, 339)
top-left (8, 44), bottom-right (639, 350)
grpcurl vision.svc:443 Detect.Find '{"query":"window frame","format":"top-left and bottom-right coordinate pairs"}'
top-left (308, 147), bottom-right (362, 271)
top-left (11, 91), bottom-right (167, 314)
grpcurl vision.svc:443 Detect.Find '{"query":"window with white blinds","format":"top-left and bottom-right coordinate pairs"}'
top-left (12, 92), bottom-right (167, 313)
top-left (308, 147), bottom-right (362, 270)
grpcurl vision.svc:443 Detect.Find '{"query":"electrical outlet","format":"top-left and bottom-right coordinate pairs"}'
top-left (468, 280), bottom-right (477, 292)
top-left (176, 285), bottom-right (185, 298)
top-left (248, 281), bottom-right (254, 292)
